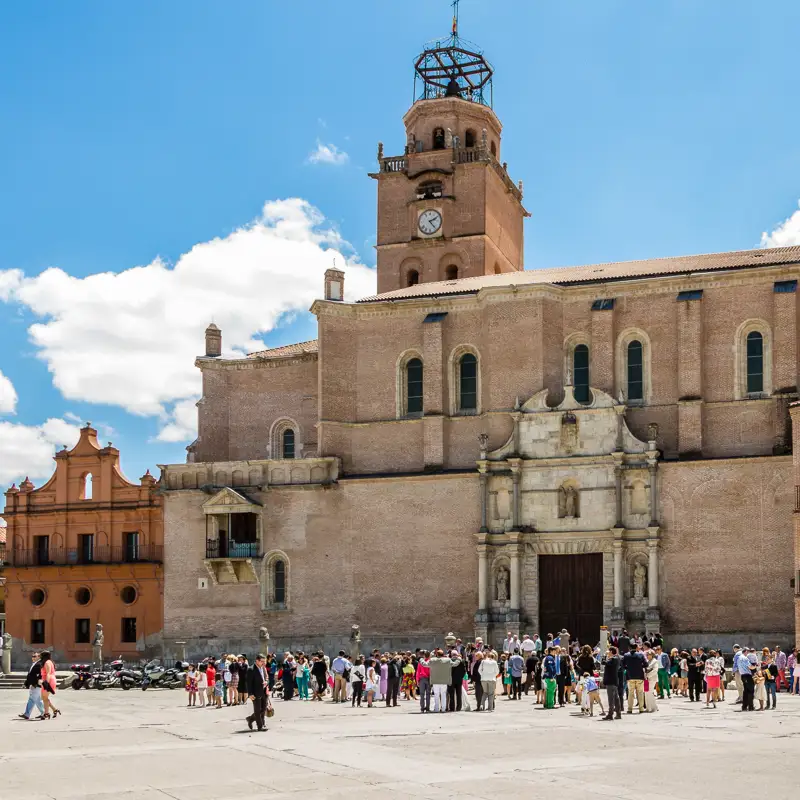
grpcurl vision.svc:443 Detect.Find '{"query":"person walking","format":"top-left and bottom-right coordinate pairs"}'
top-left (478, 649), bottom-right (499, 711)
top-left (601, 646), bottom-right (623, 720)
top-left (18, 651), bottom-right (45, 720)
top-left (245, 654), bottom-right (270, 731)
top-left (764, 654), bottom-right (778, 709)
top-left (38, 651), bottom-right (60, 719)
top-left (623, 644), bottom-right (646, 714)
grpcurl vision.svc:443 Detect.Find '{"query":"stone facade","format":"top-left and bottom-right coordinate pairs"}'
top-left (161, 42), bottom-right (800, 657)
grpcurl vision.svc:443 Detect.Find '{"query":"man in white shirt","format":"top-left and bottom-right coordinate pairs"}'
top-left (520, 635), bottom-right (535, 657)
top-left (502, 632), bottom-right (515, 653)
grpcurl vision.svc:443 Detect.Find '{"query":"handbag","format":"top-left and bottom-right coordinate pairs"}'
top-left (265, 698), bottom-right (275, 718)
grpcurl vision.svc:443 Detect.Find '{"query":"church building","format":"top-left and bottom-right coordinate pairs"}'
top-left (159, 24), bottom-right (799, 657)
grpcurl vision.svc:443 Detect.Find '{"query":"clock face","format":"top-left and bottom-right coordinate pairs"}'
top-left (418, 209), bottom-right (442, 236)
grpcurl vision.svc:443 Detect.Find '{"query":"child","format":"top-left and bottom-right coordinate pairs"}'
top-left (214, 663), bottom-right (225, 708)
top-left (197, 664), bottom-right (208, 707)
top-left (577, 674), bottom-right (589, 714)
top-left (205, 660), bottom-right (216, 707)
top-left (186, 664), bottom-right (198, 707)
top-left (583, 673), bottom-right (604, 717)
top-left (753, 669), bottom-right (766, 711)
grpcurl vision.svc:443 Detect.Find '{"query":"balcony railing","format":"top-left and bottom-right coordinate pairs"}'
top-left (5, 544), bottom-right (163, 567)
top-left (205, 540), bottom-right (260, 560)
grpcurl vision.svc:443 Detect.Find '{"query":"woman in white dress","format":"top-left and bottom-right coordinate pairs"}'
top-left (644, 651), bottom-right (659, 712)
top-left (365, 659), bottom-right (379, 708)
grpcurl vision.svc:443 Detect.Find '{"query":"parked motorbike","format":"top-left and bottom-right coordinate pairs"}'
top-left (70, 663), bottom-right (94, 690)
top-left (119, 664), bottom-right (145, 690)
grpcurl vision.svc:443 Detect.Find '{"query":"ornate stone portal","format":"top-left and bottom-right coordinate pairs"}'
top-left (475, 385), bottom-right (662, 646)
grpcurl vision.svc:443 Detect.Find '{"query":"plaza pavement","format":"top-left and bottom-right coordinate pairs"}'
top-left (1, 687), bottom-right (798, 799)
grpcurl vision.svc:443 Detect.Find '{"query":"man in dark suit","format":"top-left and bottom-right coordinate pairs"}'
top-left (246, 654), bottom-right (270, 731)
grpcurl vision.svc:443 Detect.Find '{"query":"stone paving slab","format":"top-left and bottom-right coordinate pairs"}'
top-left (1, 689), bottom-right (798, 799)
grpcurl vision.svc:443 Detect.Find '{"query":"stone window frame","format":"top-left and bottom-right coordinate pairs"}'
top-left (563, 333), bottom-right (591, 404)
top-left (269, 418), bottom-right (302, 460)
top-left (261, 550), bottom-right (290, 611)
top-left (615, 328), bottom-right (652, 406)
top-left (448, 344), bottom-right (482, 416)
top-left (734, 319), bottom-right (772, 400)
top-left (396, 349), bottom-right (424, 419)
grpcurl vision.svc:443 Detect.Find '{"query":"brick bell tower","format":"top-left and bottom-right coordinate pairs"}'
top-left (371, 9), bottom-right (528, 294)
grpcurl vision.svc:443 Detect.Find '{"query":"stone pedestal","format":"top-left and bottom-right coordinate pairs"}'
top-left (504, 610), bottom-right (521, 640)
top-left (645, 607), bottom-right (661, 636)
top-left (610, 607), bottom-right (626, 629)
top-left (175, 641), bottom-right (187, 663)
top-left (473, 610), bottom-right (489, 647)
top-left (92, 644), bottom-right (103, 666)
top-left (598, 627), bottom-right (609, 653)
top-left (1, 644), bottom-right (11, 675)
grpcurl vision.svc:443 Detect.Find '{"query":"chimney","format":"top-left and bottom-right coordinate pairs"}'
top-left (205, 323), bottom-right (222, 357)
top-left (324, 268), bottom-right (344, 301)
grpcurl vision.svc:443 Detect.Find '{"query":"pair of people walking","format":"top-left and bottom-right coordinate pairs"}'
top-left (19, 650), bottom-right (60, 720)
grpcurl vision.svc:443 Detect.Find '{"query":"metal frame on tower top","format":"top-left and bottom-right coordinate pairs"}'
top-left (413, 2), bottom-right (494, 107)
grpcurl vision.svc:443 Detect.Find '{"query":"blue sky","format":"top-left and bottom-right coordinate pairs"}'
top-left (1, 0), bottom-right (799, 487)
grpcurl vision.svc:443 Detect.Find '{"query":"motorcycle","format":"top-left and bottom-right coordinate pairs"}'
top-left (141, 660), bottom-right (165, 690)
top-left (70, 663), bottom-right (94, 690)
top-left (119, 664), bottom-right (145, 690)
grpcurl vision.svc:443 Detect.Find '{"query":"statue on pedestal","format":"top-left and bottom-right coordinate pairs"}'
top-left (1, 632), bottom-right (12, 675)
top-left (349, 624), bottom-right (361, 661)
top-left (258, 626), bottom-right (270, 655)
top-left (92, 623), bottom-right (104, 665)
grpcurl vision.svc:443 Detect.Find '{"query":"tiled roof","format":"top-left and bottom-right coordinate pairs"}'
top-left (359, 245), bottom-right (800, 302)
top-left (247, 340), bottom-right (319, 359)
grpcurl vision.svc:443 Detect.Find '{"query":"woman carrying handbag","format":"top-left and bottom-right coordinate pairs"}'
top-left (40, 650), bottom-right (61, 719)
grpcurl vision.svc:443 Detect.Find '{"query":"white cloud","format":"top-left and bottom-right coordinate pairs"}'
top-left (0, 417), bottom-right (81, 485)
top-left (0, 198), bottom-right (376, 444)
top-left (307, 140), bottom-right (349, 166)
top-left (761, 200), bottom-right (800, 248)
top-left (0, 369), bottom-right (17, 414)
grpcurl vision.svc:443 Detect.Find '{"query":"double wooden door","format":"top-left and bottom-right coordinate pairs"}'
top-left (538, 553), bottom-right (603, 647)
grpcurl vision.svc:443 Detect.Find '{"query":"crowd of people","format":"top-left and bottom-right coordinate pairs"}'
top-left (194, 629), bottom-right (800, 730)
top-left (16, 629), bottom-right (800, 731)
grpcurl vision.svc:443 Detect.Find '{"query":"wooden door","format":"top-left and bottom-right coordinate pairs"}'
top-left (539, 553), bottom-right (604, 647)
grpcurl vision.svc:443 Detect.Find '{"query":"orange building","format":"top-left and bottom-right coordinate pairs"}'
top-left (2, 425), bottom-right (163, 669)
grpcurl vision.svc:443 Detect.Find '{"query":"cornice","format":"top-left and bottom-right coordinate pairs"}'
top-left (196, 353), bottom-right (318, 371)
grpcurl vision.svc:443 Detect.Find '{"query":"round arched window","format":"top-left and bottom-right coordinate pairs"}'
top-left (30, 588), bottom-right (46, 607)
top-left (75, 587), bottom-right (92, 606)
top-left (120, 586), bottom-right (137, 605)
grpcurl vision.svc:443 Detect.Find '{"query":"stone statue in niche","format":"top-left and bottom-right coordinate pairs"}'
top-left (648, 422), bottom-right (659, 443)
top-left (496, 567), bottom-right (510, 602)
top-left (633, 562), bottom-right (647, 602)
top-left (558, 485), bottom-right (580, 518)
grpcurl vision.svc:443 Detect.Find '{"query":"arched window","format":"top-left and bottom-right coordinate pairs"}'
top-left (459, 353), bottom-right (477, 411)
top-left (273, 560), bottom-right (286, 605)
top-left (573, 344), bottom-right (590, 404)
top-left (445, 265), bottom-right (458, 281)
top-left (490, 141), bottom-right (497, 158)
top-left (282, 428), bottom-right (295, 459)
top-left (407, 269), bottom-right (419, 287)
top-left (746, 331), bottom-right (764, 394)
top-left (406, 358), bottom-right (423, 415)
top-left (433, 128), bottom-right (446, 150)
top-left (627, 340), bottom-right (644, 401)
top-left (465, 129), bottom-right (476, 148)
top-left (417, 180), bottom-right (442, 199)
top-left (494, 264), bottom-right (502, 275)
top-left (83, 474), bottom-right (93, 500)
top-left (262, 550), bottom-right (290, 611)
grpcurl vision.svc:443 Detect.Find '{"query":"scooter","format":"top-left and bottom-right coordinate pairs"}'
top-left (70, 663), bottom-right (94, 690)
top-left (119, 663), bottom-right (145, 690)
top-left (141, 660), bottom-right (166, 690)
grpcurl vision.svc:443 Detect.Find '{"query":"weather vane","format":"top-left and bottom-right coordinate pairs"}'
top-left (452, 0), bottom-right (459, 38)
